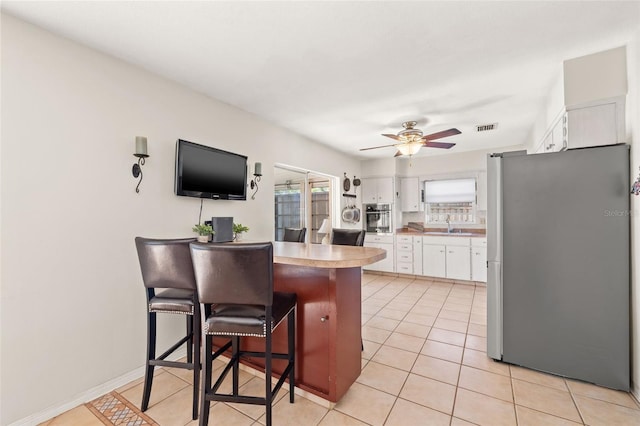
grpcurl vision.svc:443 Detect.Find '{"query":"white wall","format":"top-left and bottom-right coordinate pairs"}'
top-left (565, 46), bottom-right (628, 108)
top-left (625, 28), bottom-right (640, 402)
top-left (360, 158), bottom-right (396, 177)
top-left (527, 69), bottom-right (565, 152)
top-left (0, 14), bottom-right (361, 424)
top-left (394, 145), bottom-right (524, 177)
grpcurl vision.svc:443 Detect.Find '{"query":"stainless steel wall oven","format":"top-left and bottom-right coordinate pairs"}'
top-left (364, 204), bottom-right (392, 233)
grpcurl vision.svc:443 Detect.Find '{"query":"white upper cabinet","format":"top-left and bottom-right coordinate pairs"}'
top-left (545, 113), bottom-right (567, 152)
top-left (400, 177), bottom-right (422, 212)
top-left (532, 47), bottom-right (627, 154)
top-left (362, 177), bottom-right (394, 204)
top-left (536, 97), bottom-right (623, 154)
top-left (566, 100), bottom-right (623, 149)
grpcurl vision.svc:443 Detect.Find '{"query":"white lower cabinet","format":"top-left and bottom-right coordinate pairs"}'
top-left (422, 236), bottom-right (472, 281)
top-left (446, 245), bottom-right (471, 280)
top-left (374, 234), bottom-right (485, 280)
top-left (413, 236), bottom-right (423, 275)
top-left (395, 235), bottom-right (422, 275)
top-left (422, 244), bottom-right (446, 278)
top-left (471, 238), bottom-right (487, 282)
top-left (364, 234), bottom-right (395, 272)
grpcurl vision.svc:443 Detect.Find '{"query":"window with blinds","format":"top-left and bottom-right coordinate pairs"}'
top-left (424, 178), bottom-right (477, 224)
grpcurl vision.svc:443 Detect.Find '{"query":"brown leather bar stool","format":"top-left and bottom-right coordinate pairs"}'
top-left (135, 237), bottom-right (201, 420)
top-left (190, 242), bottom-right (296, 426)
top-left (283, 227), bottom-right (306, 242)
top-left (331, 228), bottom-right (365, 246)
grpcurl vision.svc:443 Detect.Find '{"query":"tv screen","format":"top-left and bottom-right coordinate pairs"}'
top-left (175, 139), bottom-right (248, 200)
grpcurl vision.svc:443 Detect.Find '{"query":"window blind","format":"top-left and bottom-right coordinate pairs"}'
top-left (425, 178), bottom-right (476, 203)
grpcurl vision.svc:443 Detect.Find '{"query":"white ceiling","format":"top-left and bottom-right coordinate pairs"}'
top-left (3, 1), bottom-right (639, 159)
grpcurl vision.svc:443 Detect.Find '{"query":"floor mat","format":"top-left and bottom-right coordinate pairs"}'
top-left (86, 392), bottom-right (158, 426)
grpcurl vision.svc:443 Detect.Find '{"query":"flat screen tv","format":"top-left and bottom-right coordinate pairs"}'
top-left (174, 139), bottom-right (248, 200)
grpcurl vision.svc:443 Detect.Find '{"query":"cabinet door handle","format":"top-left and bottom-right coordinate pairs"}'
top-left (320, 316), bottom-right (328, 322)
top-left (440, 250), bottom-right (445, 253)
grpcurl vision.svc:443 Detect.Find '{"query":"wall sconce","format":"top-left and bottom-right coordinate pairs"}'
top-left (632, 166), bottom-right (640, 196)
top-left (132, 136), bottom-right (149, 193)
top-left (250, 162), bottom-right (262, 200)
top-left (318, 218), bottom-right (332, 244)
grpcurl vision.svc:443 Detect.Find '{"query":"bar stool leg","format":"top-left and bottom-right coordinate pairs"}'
top-left (192, 307), bottom-right (200, 420)
top-left (186, 314), bottom-right (193, 364)
top-left (232, 336), bottom-right (240, 396)
top-left (142, 311), bottom-right (156, 412)
top-left (265, 309), bottom-right (273, 426)
top-left (288, 309), bottom-right (295, 403)
top-left (199, 334), bottom-right (212, 426)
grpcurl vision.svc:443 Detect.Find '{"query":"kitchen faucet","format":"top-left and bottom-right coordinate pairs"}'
top-left (446, 214), bottom-right (452, 233)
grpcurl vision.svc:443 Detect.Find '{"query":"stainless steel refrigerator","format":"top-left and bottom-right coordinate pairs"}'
top-left (487, 144), bottom-right (630, 391)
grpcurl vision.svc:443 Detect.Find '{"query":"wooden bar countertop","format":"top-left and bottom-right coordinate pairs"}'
top-left (272, 241), bottom-right (386, 268)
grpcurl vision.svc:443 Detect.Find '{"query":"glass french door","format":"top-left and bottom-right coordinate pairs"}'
top-left (274, 166), bottom-right (332, 243)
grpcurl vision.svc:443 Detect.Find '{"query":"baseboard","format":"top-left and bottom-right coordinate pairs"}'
top-left (9, 349), bottom-right (186, 426)
top-left (632, 382), bottom-right (640, 406)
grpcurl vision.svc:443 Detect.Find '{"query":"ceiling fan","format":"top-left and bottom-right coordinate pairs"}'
top-left (360, 121), bottom-right (461, 157)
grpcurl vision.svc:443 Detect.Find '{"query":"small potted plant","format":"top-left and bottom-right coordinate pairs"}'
top-left (192, 224), bottom-right (214, 243)
top-left (233, 223), bottom-right (249, 241)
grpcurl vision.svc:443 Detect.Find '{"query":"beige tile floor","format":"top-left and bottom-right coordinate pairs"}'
top-left (42, 273), bottom-right (640, 426)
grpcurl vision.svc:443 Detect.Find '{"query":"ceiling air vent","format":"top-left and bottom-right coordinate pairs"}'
top-left (476, 123), bottom-right (498, 132)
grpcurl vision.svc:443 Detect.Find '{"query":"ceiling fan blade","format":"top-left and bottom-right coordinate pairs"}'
top-left (422, 128), bottom-right (461, 141)
top-left (423, 141), bottom-right (456, 149)
top-left (394, 150), bottom-right (403, 157)
top-left (359, 143), bottom-right (398, 151)
top-left (381, 133), bottom-right (401, 141)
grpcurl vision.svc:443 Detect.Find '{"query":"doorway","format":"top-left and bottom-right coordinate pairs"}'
top-left (274, 165), bottom-right (335, 243)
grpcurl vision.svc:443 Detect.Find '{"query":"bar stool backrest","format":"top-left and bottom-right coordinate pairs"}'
top-left (135, 237), bottom-right (197, 290)
top-left (190, 242), bottom-right (274, 307)
top-left (331, 229), bottom-right (365, 246)
top-left (283, 227), bottom-right (306, 243)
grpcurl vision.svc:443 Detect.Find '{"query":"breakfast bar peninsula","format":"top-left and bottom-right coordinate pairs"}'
top-left (228, 241), bottom-right (385, 404)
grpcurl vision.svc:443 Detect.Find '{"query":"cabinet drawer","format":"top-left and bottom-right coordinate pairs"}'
top-left (396, 262), bottom-right (413, 274)
top-left (396, 252), bottom-right (412, 262)
top-left (471, 237), bottom-right (487, 247)
top-left (396, 243), bottom-right (412, 252)
top-left (365, 234), bottom-right (394, 244)
top-left (423, 236), bottom-right (471, 247)
top-left (396, 235), bottom-right (413, 244)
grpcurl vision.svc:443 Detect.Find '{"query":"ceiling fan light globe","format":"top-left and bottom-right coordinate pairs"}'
top-left (397, 142), bottom-right (422, 156)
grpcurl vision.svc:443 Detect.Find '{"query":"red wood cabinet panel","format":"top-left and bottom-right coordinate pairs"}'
top-left (216, 264), bottom-right (362, 402)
